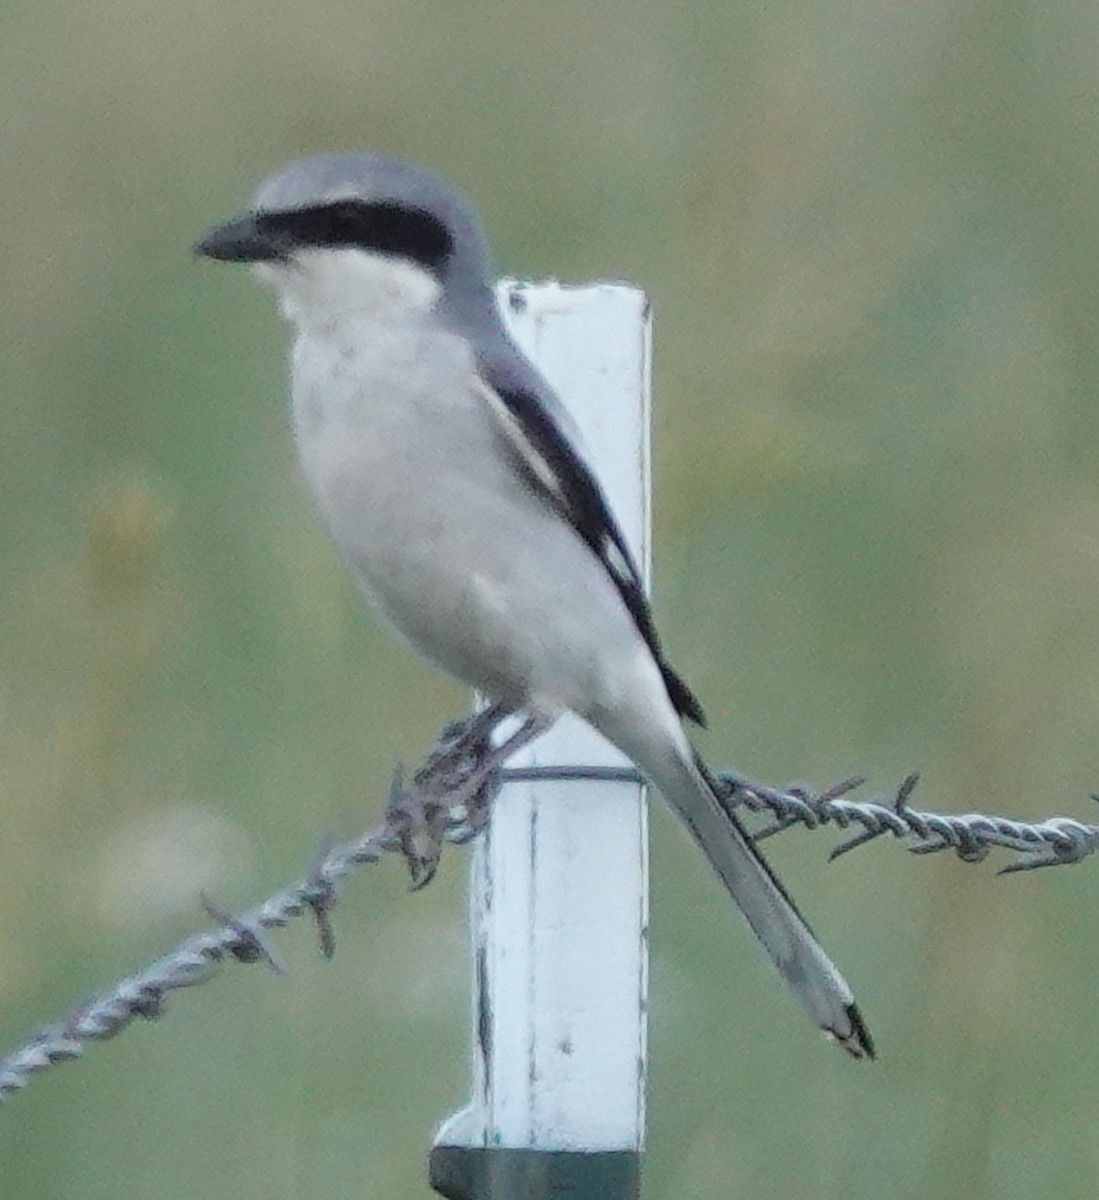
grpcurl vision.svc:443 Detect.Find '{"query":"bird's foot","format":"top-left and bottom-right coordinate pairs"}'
top-left (386, 705), bottom-right (510, 888)
top-left (386, 707), bottom-right (553, 887)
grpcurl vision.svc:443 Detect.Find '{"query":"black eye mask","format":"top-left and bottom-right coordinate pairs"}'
top-left (256, 201), bottom-right (453, 273)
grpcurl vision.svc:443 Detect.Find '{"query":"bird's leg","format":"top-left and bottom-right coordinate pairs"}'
top-left (450, 710), bottom-right (555, 837)
top-left (418, 701), bottom-right (511, 784)
top-left (388, 707), bottom-right (553, 888)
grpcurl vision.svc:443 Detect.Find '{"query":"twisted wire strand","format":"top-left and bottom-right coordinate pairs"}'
top-left (720, 772), bottom-right (1099, 871)
top-left (2, 718), bottom-right (1097, 1104)
top-left (0, 818), bottom-right (399, 1102)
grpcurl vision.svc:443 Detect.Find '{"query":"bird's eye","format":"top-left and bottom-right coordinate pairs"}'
top-left (326, 203), bottom-right (372, 243)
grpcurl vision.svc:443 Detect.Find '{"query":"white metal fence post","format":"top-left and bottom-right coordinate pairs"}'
top-left (431, 282), bottom-right (652, 1200)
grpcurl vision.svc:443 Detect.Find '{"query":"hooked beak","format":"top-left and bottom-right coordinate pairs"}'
top-left (193, 213), bottom-right (285, 263)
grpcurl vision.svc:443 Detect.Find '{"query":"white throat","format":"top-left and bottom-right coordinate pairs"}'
top-left (253, 247), bottom-right (442, 333)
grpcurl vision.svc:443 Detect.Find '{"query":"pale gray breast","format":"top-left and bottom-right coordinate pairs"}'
top-left (287, 317), bottom-right (512, 576)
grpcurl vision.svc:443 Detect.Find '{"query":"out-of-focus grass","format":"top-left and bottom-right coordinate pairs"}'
top-left (2, 2), bottom-right (1099, 1197)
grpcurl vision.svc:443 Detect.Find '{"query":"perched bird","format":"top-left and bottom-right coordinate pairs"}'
top-left (195, 152), bottom-right (872, 1058)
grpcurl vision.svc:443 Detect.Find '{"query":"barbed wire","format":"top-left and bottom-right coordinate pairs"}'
top-left (505, 765), bottom-right (1099, 871)
top-left (2, 710), bottom-right (1097, 1104)
top-left (722, 771), bottom-right (1099, 871)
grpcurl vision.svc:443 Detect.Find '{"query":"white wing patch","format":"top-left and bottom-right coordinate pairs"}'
top-left (475, 375), bottom-right (570, 506)
top-left (600, 535), bottom-right (633, 584)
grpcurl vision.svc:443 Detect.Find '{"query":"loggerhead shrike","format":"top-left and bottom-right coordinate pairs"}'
top-left (194, 152), bottom-right (873, 1058)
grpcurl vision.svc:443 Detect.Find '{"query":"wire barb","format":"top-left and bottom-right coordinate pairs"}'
top-left (303, 836), bottom-right (339, 959)
top-left (199, 893), bottom-right (288, 974)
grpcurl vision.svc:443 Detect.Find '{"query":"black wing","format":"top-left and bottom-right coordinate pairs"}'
top-left (474, 370), bottom-right (706, 727)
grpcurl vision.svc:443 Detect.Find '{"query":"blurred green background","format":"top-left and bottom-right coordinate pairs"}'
top-left (3, 1), bottom-right (1099, 1197)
